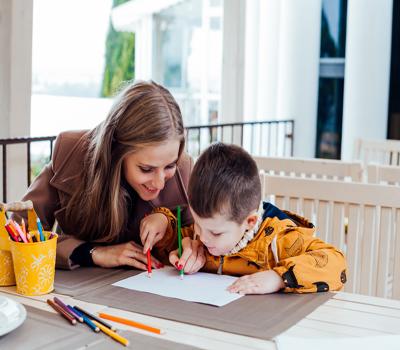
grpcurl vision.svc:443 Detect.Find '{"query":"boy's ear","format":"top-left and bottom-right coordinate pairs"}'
top-left (245, 213), bottom-right (259, 230)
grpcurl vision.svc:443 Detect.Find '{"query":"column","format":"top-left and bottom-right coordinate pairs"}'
top-left (0, 0), bottom-right (33, 201)
top-left (276, 0), bottom-right (322, 157)
top-left (341, 0), bottom-right (393, 160)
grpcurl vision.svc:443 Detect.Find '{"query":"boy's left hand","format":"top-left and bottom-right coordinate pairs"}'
top-left (227, 270), bottom-right (285, 295)
top-left (140, 213), bottom-right (169, 253)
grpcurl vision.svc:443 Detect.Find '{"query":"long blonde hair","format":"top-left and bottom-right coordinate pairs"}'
top-left (65, 81), bottom-right (185, 242)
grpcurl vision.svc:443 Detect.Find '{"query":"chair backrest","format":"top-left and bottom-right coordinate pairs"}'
top-left (354, 138), bottom-right (400, 166)
top-left (367, 164), bottom-right (400, 186)
top-left (260, 173), bottom-right (400, 299)
top-left (254, 156), bottom-right (363, 182)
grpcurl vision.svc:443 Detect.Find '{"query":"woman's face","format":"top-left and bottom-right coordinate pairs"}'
top-left (123, 139), bottom-right (181, 201)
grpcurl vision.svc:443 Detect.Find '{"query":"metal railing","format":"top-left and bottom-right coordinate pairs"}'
top-left (1, 136), bottom-right (56, 202)
top-left (0, 120), bottom-right (294, 202)
top-left (186, 119), bottom-right (294, 157)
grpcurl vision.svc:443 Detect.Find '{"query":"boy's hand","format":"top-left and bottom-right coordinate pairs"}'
top-left (169, 237), bottom-right (206, 274)
top-left (227, 270), bottom-right (285, 295)
top-left (140, 213), bottom-right (169, 253)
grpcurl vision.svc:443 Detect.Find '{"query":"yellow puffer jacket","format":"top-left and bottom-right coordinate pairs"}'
top-left (153, 202), bottom-right (347, 293)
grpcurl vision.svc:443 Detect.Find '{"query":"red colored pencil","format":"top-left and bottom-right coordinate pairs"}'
top-left (146, 249), bottom-right (152, 277)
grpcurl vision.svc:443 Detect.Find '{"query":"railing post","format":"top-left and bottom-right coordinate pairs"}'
top-left (27, 141), bottom-right (31, 187)
top-left (2, 145), bottom-right (6, 203)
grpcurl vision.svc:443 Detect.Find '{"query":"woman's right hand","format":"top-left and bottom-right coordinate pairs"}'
top-left (91, 241), bottom-right (162, 269)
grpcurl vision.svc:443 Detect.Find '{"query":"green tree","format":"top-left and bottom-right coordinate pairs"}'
top-left (101, 0), bottom-right (135, 97)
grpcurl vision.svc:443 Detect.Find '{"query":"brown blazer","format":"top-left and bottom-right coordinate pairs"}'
top-left (20, 130), bottom-right (193, 269)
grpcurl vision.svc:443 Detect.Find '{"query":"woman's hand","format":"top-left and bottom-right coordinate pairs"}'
top-left (227, 270), bottom-right (285, 295)
top-left (140, 213), bottom-right (169, 253)
top-left (169, 237), bottom-right (206, 274)
top-left (91, 241), bottom-right (162, 269)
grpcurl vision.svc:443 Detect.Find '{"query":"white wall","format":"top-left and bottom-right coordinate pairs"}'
top-left (341, 0), bottom-right (393, 160)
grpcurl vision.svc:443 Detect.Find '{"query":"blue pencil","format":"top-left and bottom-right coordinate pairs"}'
top-left (70, 306), bottom-right (99, 332)
top-left (36, 217), bottom-right (45, 241)
top-left (66, 304), bottom-right (84, 323)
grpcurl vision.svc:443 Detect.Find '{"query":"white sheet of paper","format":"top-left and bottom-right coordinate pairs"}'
top-left (112, 266), bottom-right (243, 307)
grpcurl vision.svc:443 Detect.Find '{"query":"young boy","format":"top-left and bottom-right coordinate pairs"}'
top-left (144, 143), bottom-right (347, 294)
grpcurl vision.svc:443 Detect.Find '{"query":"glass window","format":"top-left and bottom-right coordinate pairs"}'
top-left (316, 78), bottom-right (344, 159)
top-left (320, 0), bottom-right (347, 57)
top-left (154, 0), bottom-right (223, 126)
top-left (316, 0), bottom-right (347, 159)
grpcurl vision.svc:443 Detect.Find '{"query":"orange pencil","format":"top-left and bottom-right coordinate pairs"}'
top-left (98, 313), bottom-right (163, 335)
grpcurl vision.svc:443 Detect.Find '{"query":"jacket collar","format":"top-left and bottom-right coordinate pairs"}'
top-left (49, 131), bottom-right (89, 195)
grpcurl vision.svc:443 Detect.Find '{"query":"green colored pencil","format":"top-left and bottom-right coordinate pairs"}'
top-left (177, 206), bottom-right (184, 279)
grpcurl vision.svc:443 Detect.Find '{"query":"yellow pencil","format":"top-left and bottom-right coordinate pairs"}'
top-left (92, 320), bottom-right (129, 347)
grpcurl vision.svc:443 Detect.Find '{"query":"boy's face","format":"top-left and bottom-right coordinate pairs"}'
top-left (190, 208), bottom-right (252, 256)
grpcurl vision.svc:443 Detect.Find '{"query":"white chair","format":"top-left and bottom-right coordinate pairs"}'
top-left (260, 173), bottom-right (400, 300)
top-left (254, 156), bottom-right (363, 182)
top-left (367, 164), bottom-right (400, 185)
top-left (354, 138), bottom-right (400, 166)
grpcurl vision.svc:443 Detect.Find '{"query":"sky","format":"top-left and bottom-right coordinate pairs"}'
top-left (32, 0), bottom-right (113, 93)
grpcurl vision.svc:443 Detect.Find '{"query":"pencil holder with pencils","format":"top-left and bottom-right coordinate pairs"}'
top-left (0, 204), bottom-right (16, 286)
top-left (1, 200), bottom-right (58, 295)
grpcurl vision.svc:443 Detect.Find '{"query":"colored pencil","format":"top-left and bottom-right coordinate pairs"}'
top-left (66, 305), bottom-right (84, 323)
top-left (146, 249), bottom-right (152, 277)
top-left (53, 297), bottom-right (81, 322)
top-left (73, 305), bottom-right (116, 331)
top-left (98, 313), bottom-right (164, 335)
top-left (92, 320), bottom-right (129, 347)
top-left (4, 224), bottom-right (18, 242)
top-left (71, 306), bottom-right (100, 332)
top-left (21, 219), bottom-right (26, 235)
top-left (36, 217), bottom-right (45, 241)
top-left (7, 222), bottom-right (22, 242)
top-left (47, 299), bottom-right (76, 325)
top-left (177, 206), bottom-right (184, 279)
top-left (10, 220), bottom-right (28, 243)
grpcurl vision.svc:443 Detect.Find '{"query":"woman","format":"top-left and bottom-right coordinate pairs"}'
top-left (20, 81), bottom-right (193, 270)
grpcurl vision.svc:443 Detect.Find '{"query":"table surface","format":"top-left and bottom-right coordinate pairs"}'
top-left (1, 286), bottom-right (400, 350)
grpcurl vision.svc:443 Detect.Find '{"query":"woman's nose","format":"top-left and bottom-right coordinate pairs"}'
top-left (152, 171), bottom-right (165, 190)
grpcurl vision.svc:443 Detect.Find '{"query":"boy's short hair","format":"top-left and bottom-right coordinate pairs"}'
top-left (188, 142), bottom-right (261, 223)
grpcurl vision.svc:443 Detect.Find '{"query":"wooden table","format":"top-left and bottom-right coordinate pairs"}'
top-left (1, 287), bottom-right (400, 349)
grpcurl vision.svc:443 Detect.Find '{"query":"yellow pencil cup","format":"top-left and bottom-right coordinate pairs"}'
top-left (0, 207), bottom-right (16, 286)
top-left (10, 232), bottom-right (57, 296)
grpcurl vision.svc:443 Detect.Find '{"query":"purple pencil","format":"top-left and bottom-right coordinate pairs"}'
top-left (54, 297), bottom-right (82, 322)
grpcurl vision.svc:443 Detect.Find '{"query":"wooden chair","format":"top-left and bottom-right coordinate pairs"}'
top-left (254, 156), bottom-right (363, 182)
top-left (354, 138), bottom-right (400, 166)
top-left (367, 164), bottom-right (400, 186)
top-left (260, 173), bottom-right (400, 299)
